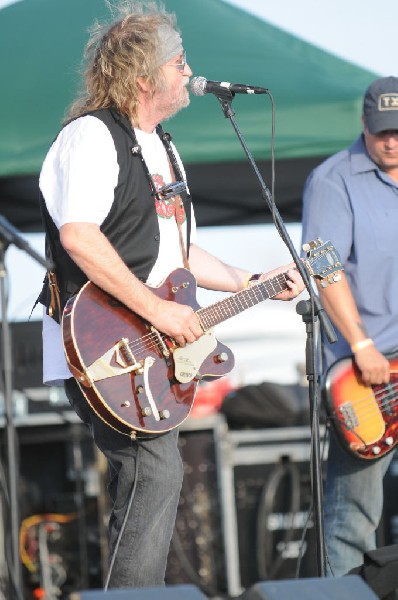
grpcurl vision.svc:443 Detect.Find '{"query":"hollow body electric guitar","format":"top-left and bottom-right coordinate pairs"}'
top-left (324, 354), bottom-right (398, 460)
top-left (62, 239), bottom-right (341, 436)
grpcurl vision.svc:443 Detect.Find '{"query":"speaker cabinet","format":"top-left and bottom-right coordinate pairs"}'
top-left (10, 320), bottom-right (43, 389)
top-left (240, 575), bottom-right (378, 600)
top-left (217, 425), bottom-right (328, 597)
top-left (70, 584), bottom-right (207, 598)
top-left (4, 412), bottom-right (397, 599)
top-left (0, 416), bottom-right (106, 598)
top-left (165, 418), bottom-right (226, 595)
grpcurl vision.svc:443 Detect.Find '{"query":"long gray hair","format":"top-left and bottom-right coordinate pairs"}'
top-left (65, 1), bottom-right (180, 125)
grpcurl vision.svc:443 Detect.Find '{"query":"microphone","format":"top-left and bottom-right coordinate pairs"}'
top-left (189, 76), bottom-right (268, 97)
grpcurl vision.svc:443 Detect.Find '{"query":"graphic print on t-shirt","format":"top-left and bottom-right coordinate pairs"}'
top-left (152, 174), bottom-right (186, 224)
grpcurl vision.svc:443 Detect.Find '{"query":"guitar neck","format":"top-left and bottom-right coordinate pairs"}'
top-left (197, 272), bottom-right (289, 331)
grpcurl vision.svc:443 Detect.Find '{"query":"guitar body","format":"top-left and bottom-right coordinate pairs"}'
top-left (62, 269), bottom-right (234, 436)
top-left (323, 354), bottom-right (398, 460)
top-left (61, 239), bottom-right (340, 437)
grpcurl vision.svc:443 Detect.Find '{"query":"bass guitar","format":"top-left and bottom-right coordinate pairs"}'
top-left (62, 239), bottom-right (341, 436)
top-left (323, 354), bottom-right (398, 460)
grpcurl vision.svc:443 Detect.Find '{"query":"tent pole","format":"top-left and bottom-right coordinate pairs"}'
top-left (0, 239), bottom-right (23, 598)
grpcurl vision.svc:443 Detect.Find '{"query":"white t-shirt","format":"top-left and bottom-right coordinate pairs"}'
top-left (39, 115), bottom-right (196, 385)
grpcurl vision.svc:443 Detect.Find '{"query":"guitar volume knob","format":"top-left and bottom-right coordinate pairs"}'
top-left (372, 446), bottom-right (381, 455)
top-left (215, 352), bottom-right (229, 363)
top-left (385, 437), bottom-right (394, 446)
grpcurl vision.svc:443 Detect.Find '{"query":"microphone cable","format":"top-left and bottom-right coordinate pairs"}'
top-left (255, 458), bottom-right (301, 581)
top-left (294, 422), bottom-right (330, 578)
top-left (264, 89), bottom-right (292, 253)
top-left (103, 442), bottom-right (141, 591)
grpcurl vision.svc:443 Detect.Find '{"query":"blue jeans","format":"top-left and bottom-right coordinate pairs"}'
top-left (324, 432), bottom-right (393, 577)
top-left (64, 378), bottom-right (184, 588)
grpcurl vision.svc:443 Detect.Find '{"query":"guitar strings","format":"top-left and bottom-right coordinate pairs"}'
top-left (333, 381), bottom-right (398, 450)
top-left (127, 331), bottom-right (165, 357)
top-left (340, 384), bottom-right (398, 417)
top-left (197, 273), bottom-right (288, 329)
top-left (336, 380), bottom-right (398, 426)
top-left (346, 394), bottom-right (398, 426)
top-left (335, 368), bottom-right (398, 415)
top-left (338, 380), bottom-right (398, 414)
top-left (124, 273), bottom-right (289, 358)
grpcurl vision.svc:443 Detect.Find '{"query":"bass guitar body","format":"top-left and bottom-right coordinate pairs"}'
top-left (323, 354), bottom-right (398, 460)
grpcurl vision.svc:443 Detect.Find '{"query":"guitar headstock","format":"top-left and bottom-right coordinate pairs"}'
top-left (303, 239), bottom-right (343, 287)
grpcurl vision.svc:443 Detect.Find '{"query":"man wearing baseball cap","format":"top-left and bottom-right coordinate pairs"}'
top-left (301, 76), bottom-right (398, 577)
top-left (363, 76), bottom-right (398, 133)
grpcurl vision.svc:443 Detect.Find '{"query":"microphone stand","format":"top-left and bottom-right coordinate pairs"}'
top-left (0, 215), bottom-right (53, 598)
top-left (214, 92), bottom-right (336, 578)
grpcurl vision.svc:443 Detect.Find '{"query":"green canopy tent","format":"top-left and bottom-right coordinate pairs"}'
top-left (0, 0), bottom-right (378, 231)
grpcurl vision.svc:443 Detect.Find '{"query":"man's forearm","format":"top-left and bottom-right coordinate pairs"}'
top-left (189, 243), bottom-right (248, 292)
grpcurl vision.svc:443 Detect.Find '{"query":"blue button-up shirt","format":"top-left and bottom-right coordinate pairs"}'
top-left (302, 135), bottom-right (398, 369)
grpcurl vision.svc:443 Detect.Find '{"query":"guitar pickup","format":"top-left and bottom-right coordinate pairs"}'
top-left (382, 383), bottom-right (396, 416)
top-left (86, 338), bottom-right (143, 382)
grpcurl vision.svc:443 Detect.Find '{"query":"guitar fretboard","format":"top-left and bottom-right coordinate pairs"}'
top-left (197, 272), bottom-right (289, 331)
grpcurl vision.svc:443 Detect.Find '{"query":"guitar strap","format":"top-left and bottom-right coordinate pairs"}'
top-left (164, 171), bottom-right (190, 270)
top-left (157, 125), bottom-right (190, 271)
top-left (37, 203), bottom-right (62, 320)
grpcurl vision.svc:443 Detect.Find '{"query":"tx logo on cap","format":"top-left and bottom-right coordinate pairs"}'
top-left (378, 93), bottom-right (398, 111)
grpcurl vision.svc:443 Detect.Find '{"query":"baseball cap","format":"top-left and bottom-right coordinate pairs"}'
top-left (363, 76), bottom-right (398, 134)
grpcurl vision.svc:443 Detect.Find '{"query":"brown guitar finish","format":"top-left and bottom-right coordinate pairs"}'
top-left (62, 269), bottom-right (234, 436)
top-left (62, 241), bottom-right (341, 437)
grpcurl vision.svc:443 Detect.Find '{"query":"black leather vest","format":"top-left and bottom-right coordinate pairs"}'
top-left (39, 108), bottom-right (192, 322)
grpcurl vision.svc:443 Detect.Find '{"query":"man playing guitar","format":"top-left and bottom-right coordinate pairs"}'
top-left (38, 2), bottom-right (303, 590)
top-left (302, 77), bottom-right (398, 577)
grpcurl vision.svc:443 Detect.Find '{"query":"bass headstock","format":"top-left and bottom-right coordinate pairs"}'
top-left (303, 239), bottom-right (343, 287)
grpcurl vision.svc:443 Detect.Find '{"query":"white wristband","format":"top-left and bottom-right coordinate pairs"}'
top-left (351, 338), bottom-right (374, 353)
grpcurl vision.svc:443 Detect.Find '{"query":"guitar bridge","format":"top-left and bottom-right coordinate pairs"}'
top-left (339, 403), bottom-right (359, 431)
top-left (382, 382), bottom-right (396, 416)
top-left (118, 338), bottom-right (143, 371)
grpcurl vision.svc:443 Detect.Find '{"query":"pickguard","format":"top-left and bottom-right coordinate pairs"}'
top-left (173, 329), bottom-right (217, 383)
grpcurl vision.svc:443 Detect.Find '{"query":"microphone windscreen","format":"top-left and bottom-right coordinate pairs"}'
top-left (189, 76), bottom-right (207, 96)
